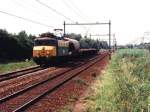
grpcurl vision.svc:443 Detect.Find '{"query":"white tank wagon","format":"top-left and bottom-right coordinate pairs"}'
top-left (64, 38), bottom-right (80, 55)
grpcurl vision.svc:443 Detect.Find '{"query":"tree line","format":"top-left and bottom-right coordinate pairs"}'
top-left (136, 43), bottom-right (150, 52)
top-left (0, 29), bottom-right (35, 61)
top-left (122, 43), bottom-right (150, 52)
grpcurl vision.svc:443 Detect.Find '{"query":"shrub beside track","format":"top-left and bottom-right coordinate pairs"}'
top-left (84, 49), bottom-right (150, 112)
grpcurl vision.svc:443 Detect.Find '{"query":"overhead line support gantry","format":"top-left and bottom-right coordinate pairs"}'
top-left (63, 20), bottom-right (111, 51)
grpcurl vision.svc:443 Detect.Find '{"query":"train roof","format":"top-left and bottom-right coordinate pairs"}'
top-left (37, 32), bottom-right (64, 40)
top-left (35, 37), bottom-right (56, 41)
top-left (34, 37), bottom-right (68, 41)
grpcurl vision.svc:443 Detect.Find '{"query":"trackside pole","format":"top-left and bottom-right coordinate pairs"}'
top-left (109, 20), bottom-right (111, 60)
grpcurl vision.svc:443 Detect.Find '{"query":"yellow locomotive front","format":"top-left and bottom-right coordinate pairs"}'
top-left (33, 46), bottom-right (56, 57)
top-left (32, 37), bottom-right (57, 65)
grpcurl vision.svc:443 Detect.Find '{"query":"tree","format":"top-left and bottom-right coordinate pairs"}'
top-left (16, 31), bottom-right (34, 59)
top-left (0, 29), bottom-right (35, 61)
top-left (66, 33), bottom-right (82, 41)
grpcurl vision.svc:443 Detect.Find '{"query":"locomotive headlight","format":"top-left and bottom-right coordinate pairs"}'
top-left (33, 50), bottom-right (38, 57)
top-left (46, 51), bottom-right (50, 54)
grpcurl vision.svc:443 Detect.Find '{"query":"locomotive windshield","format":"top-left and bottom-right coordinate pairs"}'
top-left (34, 38), bottom-right (57, 46)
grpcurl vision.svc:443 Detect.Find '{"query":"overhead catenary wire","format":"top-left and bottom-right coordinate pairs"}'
top-left (61, 0), bottom-right (90, 34)
top-left (62, 0), bottom-right (93, 36)
top-left (66, 0), bottom-right (88, 19)
top-left (62, 0), bottom-right (83, 19)
top-left (35, 0), bottom-right (75, 23)
top-left (11, 0), bottom-right (52, 20)
top-left (35, 0), bottom-right (91, 36)
top-left (8, 0), bottom-right (89, 35)
top-left (0, 10), bottom-right (55, 28)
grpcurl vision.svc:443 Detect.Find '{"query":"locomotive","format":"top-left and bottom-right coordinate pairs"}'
top-left (32, 33), bottom-right (97, 65)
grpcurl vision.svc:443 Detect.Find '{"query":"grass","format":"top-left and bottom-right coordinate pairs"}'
top-left (84, 49), bottom-right (150, 112)
top-left (0, 59), bottom-right (36, 73)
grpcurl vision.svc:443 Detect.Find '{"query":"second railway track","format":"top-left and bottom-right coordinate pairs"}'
top-left (0, 65), bottom-right (45, 82)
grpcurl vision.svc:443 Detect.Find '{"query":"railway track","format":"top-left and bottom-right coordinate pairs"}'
top-left (0, 56), bottom-right (95, 98)
top-left (0, 53), bottom-right (109, 112)
top-left (0, 65), bottom-right (46, 82)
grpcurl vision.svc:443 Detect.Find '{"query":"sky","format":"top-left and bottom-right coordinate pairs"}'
top-left (0, 0), bottom-right (150, 45)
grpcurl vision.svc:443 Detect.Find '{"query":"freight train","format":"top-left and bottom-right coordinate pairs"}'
top-left (32, 33), bottom-right (98, 65)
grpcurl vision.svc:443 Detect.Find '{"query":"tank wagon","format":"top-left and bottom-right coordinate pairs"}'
top-left (32, 33), bottom-right (97, 65)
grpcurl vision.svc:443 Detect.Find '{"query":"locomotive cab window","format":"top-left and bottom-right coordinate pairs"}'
top-left (34, 38), bottom-right (57, 46)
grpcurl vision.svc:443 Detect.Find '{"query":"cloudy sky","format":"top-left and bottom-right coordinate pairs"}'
top-left (0, 0), bottom-right (150, 45)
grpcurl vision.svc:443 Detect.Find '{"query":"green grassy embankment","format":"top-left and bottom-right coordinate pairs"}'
top-left (84, 49), bottom-right (150, 112)
top-left (0, 60), bottom-right (36, 73)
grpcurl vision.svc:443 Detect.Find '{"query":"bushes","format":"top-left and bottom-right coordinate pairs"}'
top-left (0, 29), bottom-right (35, 61)
top-left (85, 49), bottom-right (150, 112)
